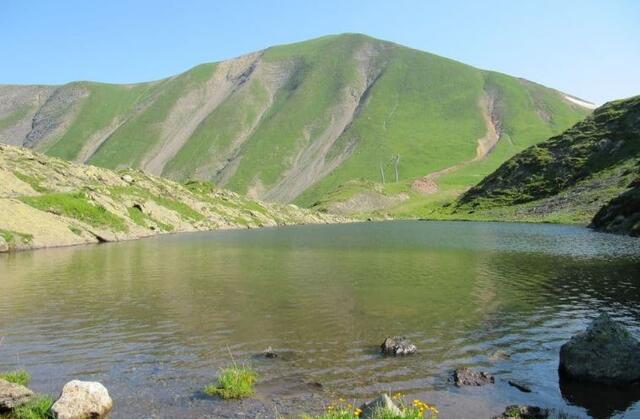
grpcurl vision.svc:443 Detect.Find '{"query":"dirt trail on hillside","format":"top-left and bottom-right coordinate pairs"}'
top-left (141, 52), bottom-right (263, 176)
top-left (262, 42), bottom-right (387, 202)
top-left (412, 93), bottom-right (500, 194)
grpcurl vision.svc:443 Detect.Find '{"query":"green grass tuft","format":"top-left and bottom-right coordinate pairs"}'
top-left (20, 192), bottom-right (128, 232)
top-left (0, 370), bottom-right (30, 386)
top-left (11, 395), bottom-right (54, 419)
top-left (12, 172), bottom-right (50, 193)
top-left (0, 229), bottom-right (33, 249)
top-left (204, 365), bottom-right (258, 399)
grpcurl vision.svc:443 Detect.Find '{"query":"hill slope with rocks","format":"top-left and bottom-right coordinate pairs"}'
top-left (0, 144), bottom-right (344, 252)
top-left (0, 34), bottom-right (591, 212)
top-left (454, 95), bottom-right (640, 234)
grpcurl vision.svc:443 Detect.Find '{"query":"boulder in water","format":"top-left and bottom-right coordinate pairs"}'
top-left (559, 313), bottom-right (640, 385)
top-left (380, 337), bottom-right (416, 356)
top-left (51, 380), bottom-right (112, 419)
top-left (452, 368), bottom-right (494, 386)
top-left (263, 346), bottom-right (278, 358)
top-left (0, 378), bottom-right (34, 411)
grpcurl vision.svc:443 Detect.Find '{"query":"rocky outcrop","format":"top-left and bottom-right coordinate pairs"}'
top-left (452, 368), bottom-right (495, 386)
top-left (380, 337), bottom-right (416, 356)
top-left (51, 380), bottom-right (113, 419)
top-left (359, 394), bottom-right (402, 419)
top-left (493, 405), bottom-right (549, 419)
top-left (559, 313), bottom-right (640, 385)
top-left (0, 378), bottom-right (34, 411)
top-left (0, 144), bottom-right (349, 253)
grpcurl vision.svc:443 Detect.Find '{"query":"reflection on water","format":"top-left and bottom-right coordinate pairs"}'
top-left (1, 221), bottom-right (639, 418)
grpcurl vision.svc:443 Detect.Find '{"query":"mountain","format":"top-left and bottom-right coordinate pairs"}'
top-left (0, 144), bottom-right (342, 252)
top-left (455, 95), bottom-right (640, 231)
top-left (0, 34), bottom-right (592, 210)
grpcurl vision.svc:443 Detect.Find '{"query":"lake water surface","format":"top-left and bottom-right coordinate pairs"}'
top-left (1, 221), bottom-right (640, 418)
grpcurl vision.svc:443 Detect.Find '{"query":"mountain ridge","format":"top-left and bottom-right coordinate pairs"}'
top-left (0, 33), bottom-right (593, 209)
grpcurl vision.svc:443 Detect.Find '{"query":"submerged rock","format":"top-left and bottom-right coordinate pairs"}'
top-left (508, 380), bottom-right (532, 393)
top-left (452, 368), bottom-right (495, 386)
top-left (559, 313), bottom-right (640, 385)
top-left (489, 350), bottom-right (510, 361)
top-left (380, 337), bottom-right (416, 356)
top-left (493, 405), bottom-right (550, 419)
top-left (0, 378), bottom-right (34, 410)
top-left (263, 346), bottom-right (278, 358)
top-left (51, 380), bottom-right (112, 419)
top-left (359, 394), bottom-right (402, 419)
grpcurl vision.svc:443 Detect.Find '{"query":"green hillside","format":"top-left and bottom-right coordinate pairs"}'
top-left (453, 95), bottom-right (640, 231)
top-left (0, 34), bottom-right (591, 211)
top-left (0, 144), bottom-right (343, 252)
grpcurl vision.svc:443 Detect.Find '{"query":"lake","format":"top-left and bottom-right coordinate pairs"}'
top-left (1, 221), bottom-right (640, 418)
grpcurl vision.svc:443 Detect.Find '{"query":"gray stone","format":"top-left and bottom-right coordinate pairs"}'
top-left (0, 378), bottom-right (34, 411)
top-left (452, 368), bottom-right (494, 386)
top-left (121, 174), bottom-right (134, 184)
top-left (380, 337), bottom-right (416, 356)
top-left (559, 313), bottom-right (640, 385)
top-left (0, 236), bottom-right (8, 252)
top-left (493, 405), bottom-right (550, 419)
top-left (51, 380), bottom-right (112, 419)
top-left (359, 394), bottom-right (402, 419)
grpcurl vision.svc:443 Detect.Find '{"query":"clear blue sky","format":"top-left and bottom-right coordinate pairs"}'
top-left (1, 0), bottom-right (638, 104)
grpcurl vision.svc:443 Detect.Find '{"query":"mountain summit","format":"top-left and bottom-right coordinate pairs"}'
top-left (0, 34), bottom-right (592, 207)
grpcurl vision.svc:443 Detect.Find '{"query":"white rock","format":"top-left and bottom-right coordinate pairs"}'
top-left (51, 380), bottom-right (113, 419)
top-left (121, 174), bottom-right (134, 184)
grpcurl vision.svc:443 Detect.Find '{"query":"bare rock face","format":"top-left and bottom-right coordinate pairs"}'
top-left (559, 313), bottom-right (640, 385)
top-left (452, 368), bottom-right (495, 386)
top-left (0, 378), bottom-right (34, 411)
top-left (380, 337), bottom-right (416, 356)
top-left (51, 380), bottom-right (113, 419)
top-left (359, 394), bottom-right (402, 419)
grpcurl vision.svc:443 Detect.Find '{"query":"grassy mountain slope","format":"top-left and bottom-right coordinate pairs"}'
top-left (453, 95), bottom-right (640, 229)
top-left (0, 144), bottom-right (343, 252)
top-left (0, 34), bottom-right (591, 210)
